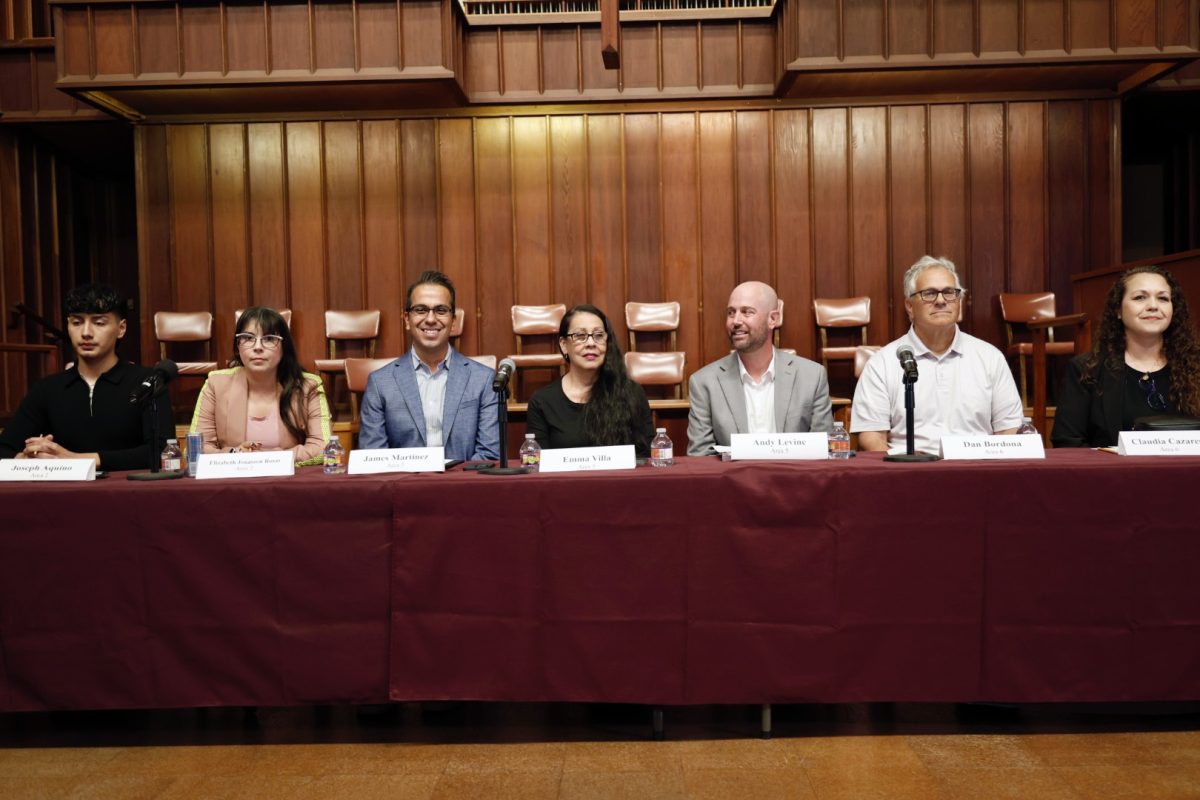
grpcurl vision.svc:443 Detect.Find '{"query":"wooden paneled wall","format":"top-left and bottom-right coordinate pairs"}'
top-left (0, 126), bottom-right (138, 418)
top-left (778, 0), bottom-right (1198, 64)
top-left (0, 43), bottom-right (110, 121)
top-left (1, 0), bottom-right (51, 41)
top-left (136, 99), bottom-right (1118, 381)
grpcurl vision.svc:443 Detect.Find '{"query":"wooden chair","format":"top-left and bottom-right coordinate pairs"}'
top-left (853, 345), bottom-right (881, 379)
top-left (343, 357), bottom-right (396, 430)
top-left (1028, 312), bottom-right (1091, 441)
top-left (469, 354), bottom-right (498, 370)
top-left (153, 311), bottom-right (217, 375)
top-left (625, 301), bottom-right (688, 399)
top-left (508, 304), bottom-right (566, 400)
top-left (812, 297), bottom-right (871, 370)
top-left (315, 310), bottom-right (382, 414)
top-left (997, 293), bottom-right (1078, 407)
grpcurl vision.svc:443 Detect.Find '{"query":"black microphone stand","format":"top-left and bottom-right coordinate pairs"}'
top-left (128, 378), bottom-right (185, 481)
top-left (884, 370), bottom-right (940, 463)
top-left (479, 384), bottom-right (528, 476)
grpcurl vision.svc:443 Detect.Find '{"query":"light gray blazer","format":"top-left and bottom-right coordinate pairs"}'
top-left (686, 348), bottom-right (833, 456)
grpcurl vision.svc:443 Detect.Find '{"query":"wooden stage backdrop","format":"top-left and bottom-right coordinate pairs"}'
top-left (136, 99), bottom-right (1119, 376)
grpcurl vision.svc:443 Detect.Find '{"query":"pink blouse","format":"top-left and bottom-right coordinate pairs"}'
top-left (244, 404), bottom-right (282, 450)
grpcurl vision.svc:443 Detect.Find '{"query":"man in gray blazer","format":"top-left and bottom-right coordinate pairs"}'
top-left (687, 281), bottom-right (833, 456)
top-left (359, 271), bottom-right (500, 461)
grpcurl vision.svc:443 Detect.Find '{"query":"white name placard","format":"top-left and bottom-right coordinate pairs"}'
top-left (348, 447), bottom-right (446, 474)
top-left (730, 432), bottom-right (829, 461)
top-left (0, 458), bottom-right (96, 482)
top-left (539, 445), bottom-right (637, 473)
top-left (1117, 431), bottom-right (1200, 456)
top-left (940, 435), bottom-right (1045, 460)
top-left (195, 450), bottom-right (295, 480)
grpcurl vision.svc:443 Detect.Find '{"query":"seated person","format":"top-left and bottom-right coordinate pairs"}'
top-left (0, 283), bottom-right (172, 469)
top-left (190, 306), bottom-right (330, 465)
top-left (852, 256), bottom-right (1023, 453)
top-left (526, 303), bottom-right (654, 457)
top-left (687, 280), bottom-right (832, 455)
top-left (1053, 265), bottom-right (1200, 447)
top-left (358, 271), bottom-right (499, 461)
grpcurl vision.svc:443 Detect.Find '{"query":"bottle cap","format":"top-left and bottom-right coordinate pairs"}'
top-left (525, 433), bottom-right (535, 438)
top-left (656, 427), bottom-right (666, 433)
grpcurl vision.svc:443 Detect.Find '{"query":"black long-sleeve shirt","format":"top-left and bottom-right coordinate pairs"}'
top-left (526, 378), bottom-right (655, 457)
top-left (0, 360), bottom-right (174, 470)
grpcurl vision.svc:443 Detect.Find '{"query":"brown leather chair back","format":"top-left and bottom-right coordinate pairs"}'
top-left (813, 296), bottom-right (871, 328)
top-left (511, 304), bottom-right (566, 336)
top-left (468, 355), bottom-right (496, 371)
top-left (625, 302), bottom-right (680, 332)
top-left (624, 351), bottom-right (687, 399)
top-left (344, 357), bottom-right (397, 426)
top-left (154, 311), bottom-right (213, 342)
top-left (451, 308), bottom-right (466, 339)
top-left (853, 345), bottom-right (881, 378)
top-left (235, 308), bottom-right (292, 328)
top-left (326, 309), bottom-right (381, 340)
top-left (998, 292), bottom-right (1056, 324)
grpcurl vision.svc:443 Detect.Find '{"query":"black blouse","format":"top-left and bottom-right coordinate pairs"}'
top-left (525, 378), bottom-right (655, 457)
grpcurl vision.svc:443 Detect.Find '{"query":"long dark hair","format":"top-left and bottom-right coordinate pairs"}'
top-left (232, 306), bottom-right (312, 443)
top-left (559, 304), bottom-right (650, 452)
top-left (1082, 265), bottom-right (1200, 415)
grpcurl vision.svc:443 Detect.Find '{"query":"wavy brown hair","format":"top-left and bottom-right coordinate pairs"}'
top-left (231, 306), bottom-right (313, 443)
top-left (1081, 265), bottom-right (1200, 415)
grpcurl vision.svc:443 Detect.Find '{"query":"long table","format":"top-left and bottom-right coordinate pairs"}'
top-left (2, 451), bottom-right (1198, 712)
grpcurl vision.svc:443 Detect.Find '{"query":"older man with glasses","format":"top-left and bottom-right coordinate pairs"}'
top-left (851, 256), bottom-right (1023, 454)
top-left (358, 270), bottom-right (499, 462)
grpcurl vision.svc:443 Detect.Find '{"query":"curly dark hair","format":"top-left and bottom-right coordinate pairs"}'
top-left (558, 304), bottom-right (651, 453)
top-left (231, 306), bottom-right (314, 443)
top-left (1081, 265), bottom-right (1200, 415)
top-left (64, 283), bottom-right (126, 318)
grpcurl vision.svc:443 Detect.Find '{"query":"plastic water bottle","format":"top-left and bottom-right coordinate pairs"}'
top-left (650, 428), bottom-right (674, 467)
top-left (1016, 416), bottom-right (1038, 435)
top-left (323, 437), bottom-right (346, 474)
top-left (160, 438), bottom-right (182, 472)
top-left (828, 421), bottom-right (851, 459)
top-left (519, 433), bottom-right (541, 472)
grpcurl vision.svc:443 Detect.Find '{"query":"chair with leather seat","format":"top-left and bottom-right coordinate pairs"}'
top-left (853, 345), bottom-right (881, 379)
top-left (812, 297), bottom-right (871, 371)
top-left (508, 304), bottom-right (567, 400)
top-left (998, 292), bottom-right (1077, 406)
top-left (315, 310), bottom-right (382, 407)
top-left (469, 354), bottom-right (498, 371)
top-left (625, 301), bottom-right (687, 399)
top-left (154, 311), bottom-right (218, 376)
top-left (343, 357), bottom-right (397, 430)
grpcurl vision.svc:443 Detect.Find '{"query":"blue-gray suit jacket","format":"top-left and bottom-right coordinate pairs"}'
top-left (358, 348), bottom-right (500, 461)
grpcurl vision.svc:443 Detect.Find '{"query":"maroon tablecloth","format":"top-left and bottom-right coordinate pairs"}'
top-left (389, 451), bottom-right (1200, 705)
top-left (2, 451), bottom-right (1198, 711)
top-left (0, 470), bottom-right (394, 712)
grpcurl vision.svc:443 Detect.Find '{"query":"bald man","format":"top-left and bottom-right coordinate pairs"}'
top-left (686, 281), bottom-right (833, 456)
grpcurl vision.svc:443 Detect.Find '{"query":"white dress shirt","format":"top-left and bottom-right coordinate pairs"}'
top-left (850, 327), bottom-right (1023, 454)
top-left (411, 347), bottom-right (451, 447)
top-left (737, 351), bottom-right (777, 434)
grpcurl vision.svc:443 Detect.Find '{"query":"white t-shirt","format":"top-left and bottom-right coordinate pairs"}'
top-left (850, 327), bottom-right (1023, 454)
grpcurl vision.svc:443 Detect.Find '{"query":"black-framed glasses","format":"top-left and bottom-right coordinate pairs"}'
top-left (235, 333), bottom-right (283, 350)
top-left (564, 331), bottom-right (607, 345)
top-left (406, 305), bottom-right (453, 319)
top-left (909, 287), bottom-right (965, 303)
top-left (1138, 375), bottom-right (1169, 411)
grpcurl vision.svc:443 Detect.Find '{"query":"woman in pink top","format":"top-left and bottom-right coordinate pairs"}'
top-left (190, 307), bottom-right (331, 466)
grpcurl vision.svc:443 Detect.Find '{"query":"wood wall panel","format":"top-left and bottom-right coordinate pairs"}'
top-left (133, 101), bottom-right (1118, 380)
top-left (1024, 0), bottom-right (1065, 52)
top-left (179, 4), bottom-right (222, 75)
top-left (225, 3), bottom-right (266, 74)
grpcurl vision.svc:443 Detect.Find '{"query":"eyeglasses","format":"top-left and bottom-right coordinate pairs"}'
top-left (235, 333), bottom-right (283, 350)
top-left (406, 305), bottom-right (453, 319)
top-left (564, 331), bottom-right (608, 345)
top-left (1138, 375), bottom-right (1169, 411)
top-left (909, 287), bottom-right (965, 303)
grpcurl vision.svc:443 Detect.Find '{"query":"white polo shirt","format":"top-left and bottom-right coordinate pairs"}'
top-left (850, 326), bottom-right (1023, 455)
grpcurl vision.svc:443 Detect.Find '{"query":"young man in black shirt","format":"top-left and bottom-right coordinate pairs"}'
top-left (0, 284), bottom-right (172, 470)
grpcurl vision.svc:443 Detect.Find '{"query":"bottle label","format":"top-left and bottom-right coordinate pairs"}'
top-left (162, 457), bottom-right (181, 471)
top-left (651, 447), bottom-right (672, 461)
top-left (521, 453), bottom-right (540, 467)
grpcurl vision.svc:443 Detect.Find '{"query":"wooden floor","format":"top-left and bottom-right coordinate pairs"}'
top-left (2, 702), bottom-right (1199, 799)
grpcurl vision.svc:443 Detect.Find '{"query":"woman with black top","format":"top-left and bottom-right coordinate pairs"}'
top-left (1052, 265), bottom-right (1200, 447)
top-left (526, 304), bottom-right (655, 457)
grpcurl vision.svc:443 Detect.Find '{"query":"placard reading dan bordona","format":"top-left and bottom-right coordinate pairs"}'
top-left (539, 444), bottom-right (636, 473)
top-left (0, 458), bottom-right (96, 481)
top-left (348, 447), bottom-right (445, 474)
top-left (1118, 431), bottom-right (1200, 456)
top-left (195, 450), bottom-right (295, 480)
top-left (940, 435), bottom-right (1045, 460)
top-left (730, 432), bottom-right (829, 460)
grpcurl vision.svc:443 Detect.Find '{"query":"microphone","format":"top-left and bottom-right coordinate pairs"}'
top-left (129, 359), bottom-right (178, 405)
top-left (492, 357), bottom-right (517, 393)
top-left (896, 347), bottom-right (920, 382)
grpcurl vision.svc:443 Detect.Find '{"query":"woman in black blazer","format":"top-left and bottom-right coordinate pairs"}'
top-left (1053, 265), bottom-right (1200, 447)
